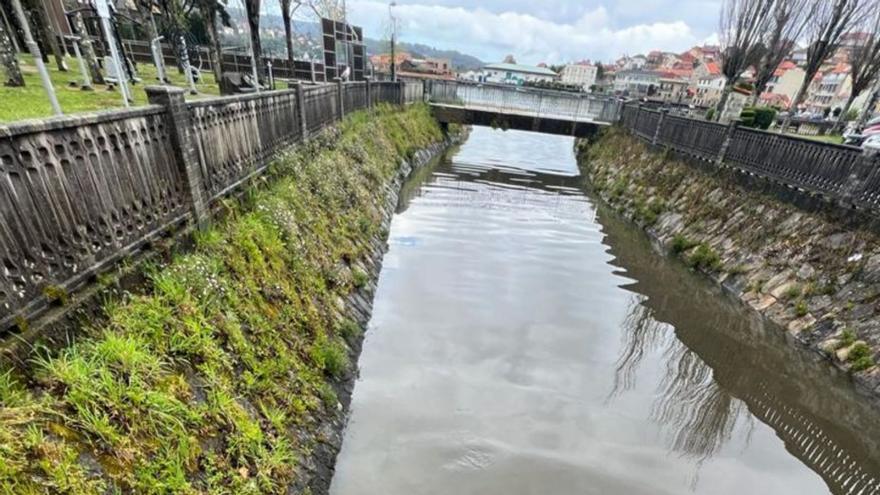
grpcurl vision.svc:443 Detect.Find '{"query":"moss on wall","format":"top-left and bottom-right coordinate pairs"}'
top-left (578, 128), bottom-right (880, 389)
top-left (0, 104), bottom-right (444, 494)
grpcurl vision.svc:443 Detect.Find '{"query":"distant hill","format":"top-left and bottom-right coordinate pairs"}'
top-left (225, 9), bottom-right (483, 70)
top-left (363, 39), bottom-right (484, 71)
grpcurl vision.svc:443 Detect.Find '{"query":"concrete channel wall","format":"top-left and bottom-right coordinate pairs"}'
top-left (578, 128), bottom-right (880, 400)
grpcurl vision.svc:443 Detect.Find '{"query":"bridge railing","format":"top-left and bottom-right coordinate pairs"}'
top-left (0, 80), bottom-right (406, 331)
top-left (425, 80), bottom-right (621, 123)
top-left (619, 103), bottom-right (880, 212)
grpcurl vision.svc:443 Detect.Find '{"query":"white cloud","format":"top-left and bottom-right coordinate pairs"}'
top-left (348, 1), bottom-right (701, 64)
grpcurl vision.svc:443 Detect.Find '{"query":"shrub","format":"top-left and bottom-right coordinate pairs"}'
top-left (705, 108), bottom-right (715, 121)
top-left (739, 108), bottom-right (756, 128)
top-left (739, 107), bottom-right (776, 130)
top-left (753, 107), bottom-right (777, 130)
top-left (848, 342), bottom-right (875, 372)
top-left (687, 243), bottom-right (722, 271)
top-left (671, 234), bottom-right (698, 254)
top-left (794, 300), bottom-right (808, 317)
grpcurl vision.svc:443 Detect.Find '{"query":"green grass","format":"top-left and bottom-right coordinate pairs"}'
top-left (0, 54), bottom-right (248, 123)
top-left (0, 104), bottom-right (443, 493)
top-left (783, 133), bottom-right (845, 145)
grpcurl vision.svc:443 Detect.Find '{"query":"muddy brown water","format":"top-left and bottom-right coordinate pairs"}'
top-left (329, 128), bottom-right (880, 495)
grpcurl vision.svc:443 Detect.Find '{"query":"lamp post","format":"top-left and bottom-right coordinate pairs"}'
top-left (95, 0), bottom-right (131, 106)
top-left (389, 1), bottom-right (397, 82)
top-left (10, 0), bottom-right (62, 115)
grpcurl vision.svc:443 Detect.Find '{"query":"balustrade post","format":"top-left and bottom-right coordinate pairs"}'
top-left (652, 108), bottom-right (667, 146)
top-left (841, 150), bottom-right (878, 206)
top-left (335, 78), bottom-right (345, 119)
top-left (716, 119), bottom-right (739, 167)
top-left (145, 86), bottom-right (208, 229)
top-left (295, 81), bottom-right (308, 139)
top-left (365, 77), bottom-right (372, 109)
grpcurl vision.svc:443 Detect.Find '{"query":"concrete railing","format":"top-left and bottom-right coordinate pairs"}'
top-left (619, 104), bottom-right (880, 211)
top-left (0, 80), bottom-right (410, 330)
top-left (425, 80), bottom-right (621, 123)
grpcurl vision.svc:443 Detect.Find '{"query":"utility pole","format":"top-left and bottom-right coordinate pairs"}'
top-left (95, 0), bottom-right (131, 106)
top-left (389, 1), bottom-right (396, 82)
top-left (10, 0), bottom-right (61, 115)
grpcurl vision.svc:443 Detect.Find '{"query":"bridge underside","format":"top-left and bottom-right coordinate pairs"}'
top-left (431, 105), bottom-right (605, 138)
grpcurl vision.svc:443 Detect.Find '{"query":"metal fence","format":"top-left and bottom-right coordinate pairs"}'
top-left (619, 103), bottom-right (880, 210)
top-left (425, 80), bottom-right (621, 123)
top-left (0, 80), bottom-right (407, 330)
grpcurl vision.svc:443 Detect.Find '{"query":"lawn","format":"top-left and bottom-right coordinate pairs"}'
top-left (0, 55), bottom-right (285, 123)
top-left (798, 133), bottom-right (845, 145)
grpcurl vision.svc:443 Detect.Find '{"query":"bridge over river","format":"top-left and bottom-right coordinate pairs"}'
top-left (424, 80), bottom-right (621, 137)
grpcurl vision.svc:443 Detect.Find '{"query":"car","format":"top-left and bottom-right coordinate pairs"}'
top-left (864, 134), bottom-right (880, 152)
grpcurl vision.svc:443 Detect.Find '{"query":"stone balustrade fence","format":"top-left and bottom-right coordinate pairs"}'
top-left (0, 80), bottom-right (411, 330)
top-left (619, 103), bottom-right (880, 211)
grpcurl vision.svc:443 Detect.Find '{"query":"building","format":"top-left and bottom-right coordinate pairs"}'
top-left (761, 61), bottom-right (805, 109)
top-left (805, 63), bottom-right (852, 114)
top-left (616, 54), bottom-right (648, 71)
top-left (693, 73), bottom-right (726, 108)
top-left (481, 62), bottom-right (558, 85)
top-left (370, 52), bottom-right (413, 73)
top-left (655, 73), bottom-right (690, 104)
top-left (560, 62), bottom-right (598, 91)
top-left (614, 69), bottom-right (660, 98)
top-left (369, 53), bottom-right (455, 80)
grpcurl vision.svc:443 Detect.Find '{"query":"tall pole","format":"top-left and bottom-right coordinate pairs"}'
top-left (10, 0), bottom-right (62, 115)
top-left (95, 0), bottom-right (130, 107)
top-left (389, 2), bottom-right (396, 82)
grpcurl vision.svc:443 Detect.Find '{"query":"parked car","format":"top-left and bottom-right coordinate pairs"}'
top-left (862, 134), bottom-right (880, 152)
top-left (843, 120), bottom-right (880, 147)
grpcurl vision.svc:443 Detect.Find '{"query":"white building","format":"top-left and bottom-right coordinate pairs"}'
top-left (560, 63), bottom-right (598, 91)
top-left (614, 69), bottom-right (660, 97)
top-left (481, 63), bottom-right (558, 85)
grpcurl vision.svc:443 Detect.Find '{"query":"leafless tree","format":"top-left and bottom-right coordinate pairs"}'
top-left (309, 0), bottom-right (343, 20)
top-left (833, 8), bottom-right (880, 131)
top-left (780, 0), bottom-right (871, 131)
top-left (714, 0), bottom-right (775, 119)
top-left (750, 0), bottom-right (811, 106)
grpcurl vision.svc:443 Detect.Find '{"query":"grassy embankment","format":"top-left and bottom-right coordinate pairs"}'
top-left (0, 54), bottom-right (270, 123)
top-left (0, 104), bottom-right (443, 493)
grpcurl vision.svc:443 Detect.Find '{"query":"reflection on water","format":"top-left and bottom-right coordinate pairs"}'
top-left (330, 128), bottom-right (880, 495)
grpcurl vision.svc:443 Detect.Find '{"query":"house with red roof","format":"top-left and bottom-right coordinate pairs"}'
top-left (760, 60), bottom-right (805, 109)
top-left (804, 62), bottom-right (852, 114)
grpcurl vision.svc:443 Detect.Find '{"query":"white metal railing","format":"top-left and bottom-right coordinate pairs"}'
top-left (425, 80), bottom-right (620, 123)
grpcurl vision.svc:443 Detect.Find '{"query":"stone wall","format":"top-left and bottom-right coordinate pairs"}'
top-left (0, 81), bottom-right (410, 332)
top-left (578, 128), bottom-right (880, 397)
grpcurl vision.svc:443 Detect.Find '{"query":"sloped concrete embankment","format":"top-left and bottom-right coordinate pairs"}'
top-left (577, 128), bottom-right (880, 400)
top-left (0, 105), bottom-right (456, 494)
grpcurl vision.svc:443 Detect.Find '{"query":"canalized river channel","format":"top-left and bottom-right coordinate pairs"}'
top-left (329, 127), bottom-right (880, 495)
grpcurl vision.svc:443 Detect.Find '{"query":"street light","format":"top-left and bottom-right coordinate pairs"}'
top-left (389, 1), bottom-right (397, 82)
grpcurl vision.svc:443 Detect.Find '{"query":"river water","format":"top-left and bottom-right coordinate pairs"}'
top-left (329, 128), bottom-right (880, 495)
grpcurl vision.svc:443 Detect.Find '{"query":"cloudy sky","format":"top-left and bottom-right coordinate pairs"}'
top-left (345, 0), bottom-right (723, 64)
